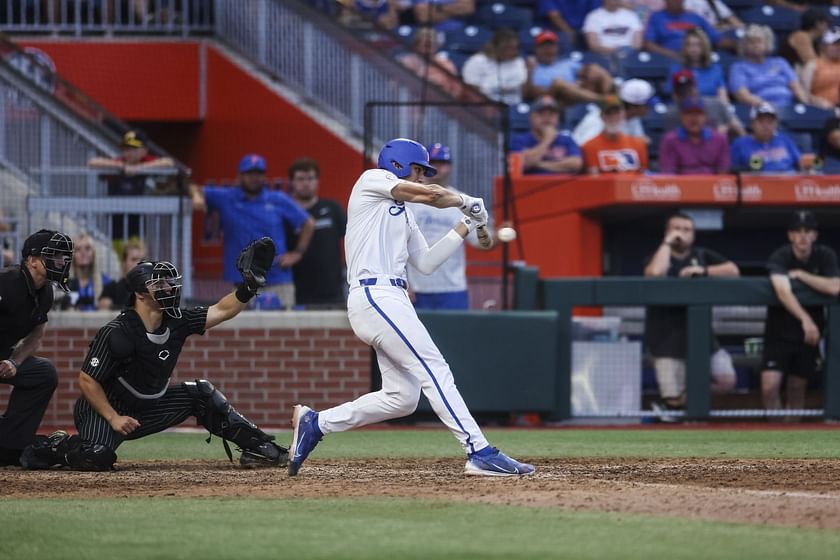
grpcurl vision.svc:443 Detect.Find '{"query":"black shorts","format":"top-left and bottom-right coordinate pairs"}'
top-left (761, 339), bottom-right (820, 379)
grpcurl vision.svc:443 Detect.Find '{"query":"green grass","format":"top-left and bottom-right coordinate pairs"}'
top-left (116, 428), bottom-right (840, 461)
top-left (2, 498), bottom-right (838, 560)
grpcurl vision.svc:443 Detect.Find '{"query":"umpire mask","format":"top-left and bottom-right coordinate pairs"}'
top-left (127, 260), bottom-right (183, 318)
top-left (22, 229), bottom-right (74, 292)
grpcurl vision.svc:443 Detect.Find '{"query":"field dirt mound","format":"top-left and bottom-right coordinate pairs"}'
top-left (3, 458), bottom-right (839, 529)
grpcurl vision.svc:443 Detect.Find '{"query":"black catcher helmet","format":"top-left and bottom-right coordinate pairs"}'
top-left (126, 260), bottom-right (183, 318)
top-left (21, 229), bottom-right (74, 292)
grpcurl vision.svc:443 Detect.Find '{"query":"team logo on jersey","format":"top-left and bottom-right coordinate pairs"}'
top-left (158, 350), bottom-right (170, 361)
top-left (89, 357), bottom-right (100, 367)
top-left (389, 201), bottom-right (406, 216)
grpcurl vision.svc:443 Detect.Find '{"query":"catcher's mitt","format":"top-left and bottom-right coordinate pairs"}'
top-left (236, 237), bottom-right (276, 293)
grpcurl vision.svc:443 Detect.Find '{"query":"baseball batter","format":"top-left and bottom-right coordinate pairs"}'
top-left (288, 138), bottom-right (534, 477)
top-left (21, 238), bottom-right (288, 471)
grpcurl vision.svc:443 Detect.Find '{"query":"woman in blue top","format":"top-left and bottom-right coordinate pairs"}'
top-left (664, 28), bottom-right (730, 105)
top-left (729, 24), bottom-right (809, 109)
top-left (63, 233), bottom-right (110, 311)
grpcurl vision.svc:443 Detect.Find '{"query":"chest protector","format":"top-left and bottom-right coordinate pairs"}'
top-left (108, 311), bottom-right (187, 409)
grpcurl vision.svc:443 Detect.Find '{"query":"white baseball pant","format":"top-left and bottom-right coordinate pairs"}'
top-left (317, 283), bottom-right (489, 455)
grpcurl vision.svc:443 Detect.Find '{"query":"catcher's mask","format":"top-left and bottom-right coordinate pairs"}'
top-left (21, 229), bottom-right (74, 292)
top-left (126, 260), bottom-right (183, 318)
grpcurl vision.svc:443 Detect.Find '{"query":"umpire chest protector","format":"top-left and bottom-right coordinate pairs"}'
top-left (108, 310), bottom-right (190, 408)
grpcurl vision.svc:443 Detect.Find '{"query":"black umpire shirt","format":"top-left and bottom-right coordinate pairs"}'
top-left (644, 247), bottom-right (729, 359)
top-left (0, 266), bottom-right (53, 360)
top-left (79, 307), bottom-right (207, 411)
top-left (291, 198), bottom-right (347, 306)
top-left (764, 244), bottom-right (840, 343)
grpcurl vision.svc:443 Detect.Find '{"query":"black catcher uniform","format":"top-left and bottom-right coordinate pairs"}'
top-left (22, 241), bottom-right (288, 471)
top-left (0, 230), bottom-right (73, 466)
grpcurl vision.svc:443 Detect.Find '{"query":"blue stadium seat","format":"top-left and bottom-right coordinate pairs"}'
top-left (476, 2), bottom-right (533, 31)
top-left (786, 131), bottom-right (813, 154)
top-left (395, 25), bottom-right (417, 46)
top-left (710, 50), bottom-right (738, 76)
top-left (443, 25), bottom-right (493, 53)
top-left (724, 0), bottom-right (762, 10)
top-left (777, 103), bottom-right (835, 132)
top-left (740, 5), bottom-right (801, 33)
top-left (618, 50), bottom-right (672, 82)
top-left (642, 103), bottom-right (669, 132)
top-left (439, 50), bottom-right (469, 73)
top-left (733, 104), bottom-right (752, 128)
top-left (562, 102), bottom-right (597, 129)
top-left (568, 50), bottom-right (613, 72)
top-left (509, 102), bottom-right (531, 132)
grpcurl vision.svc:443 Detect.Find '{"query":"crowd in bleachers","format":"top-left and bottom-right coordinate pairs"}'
top-left (318, 0), bottom-right (840, 174)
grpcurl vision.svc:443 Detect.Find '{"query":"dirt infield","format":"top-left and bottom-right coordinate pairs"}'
top-left (3, 458), bottom-right (839, 529)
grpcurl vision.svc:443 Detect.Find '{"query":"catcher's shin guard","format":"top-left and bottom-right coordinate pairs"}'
top-left (183, 379), bottom-right (288, 467)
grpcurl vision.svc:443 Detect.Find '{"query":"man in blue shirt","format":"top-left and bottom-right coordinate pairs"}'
top-left (539, 0), bottom-right (601, 47)
top-left (191, 154), bottom-right (314, 309)
top-left (644, 0), bottom-right (721, 59)
top-left (730, 103), bottom-right (814, 174)
top-left (510, 95), bottom-right (583, 175)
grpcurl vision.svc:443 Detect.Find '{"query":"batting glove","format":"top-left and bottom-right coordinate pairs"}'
top-left (459, 215), bottom-right (479, 233)
top-left (459, 194), bottom-right (488, 224)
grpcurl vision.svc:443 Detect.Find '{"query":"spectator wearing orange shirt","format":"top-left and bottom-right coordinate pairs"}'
top-left (582, 95), bottom-right (648, 174)
top-left (802, 27), bottom-right (840, 109)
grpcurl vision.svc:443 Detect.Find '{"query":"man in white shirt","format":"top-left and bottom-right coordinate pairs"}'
top-left (287, 138), bottom-right (534, 478)
top-left (572, 78), bottom-right (654, 146)
top-left (583, 0), bottom-right (644, 55)
top-left (407, 143), bottom-right (494, 310)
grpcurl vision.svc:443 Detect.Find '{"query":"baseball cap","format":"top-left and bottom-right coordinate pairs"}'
top-left (671, 69), bottom-right (695, 91)
top-left (600, 94), bottom-right (623, 112)
top-left (789, 210), bottom-right (818, 231)
top-left (823, 27), bottom-right (840, 44)
top-left (679, 96), bottom-right (705, 113)
top-left (426, 143), bottom-right (451, 162)
top-left (122, 130), bottom-right (147, 149)
top-left (535, 30), bottom-right (558, 45)
top-left (750, 102), bottom-right (777, 120)
top-left (531, 94), bottom-right (559, 112)
top-left (239, 153), bottom-right (267, 174)
top-left (618, 79), bottom-right (654, 106)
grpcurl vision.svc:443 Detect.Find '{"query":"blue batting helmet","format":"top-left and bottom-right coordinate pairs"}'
top-left (426, 143), bottom-right (451, 163)
top-left (377, 138), bottom-right (437, 178)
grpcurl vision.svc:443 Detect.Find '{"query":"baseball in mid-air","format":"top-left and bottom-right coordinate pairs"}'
top-left (497, 226), bottom-right (517, 242)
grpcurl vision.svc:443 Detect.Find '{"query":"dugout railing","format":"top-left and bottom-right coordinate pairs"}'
top-left (514, 267), bottom-right (840, 421)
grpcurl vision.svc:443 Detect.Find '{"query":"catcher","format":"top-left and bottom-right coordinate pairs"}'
top-left (21, 238), bottom-right (288, 471)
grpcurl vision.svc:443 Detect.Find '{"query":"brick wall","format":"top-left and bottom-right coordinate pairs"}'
top-left (0, 311), bottom-right (370, 431)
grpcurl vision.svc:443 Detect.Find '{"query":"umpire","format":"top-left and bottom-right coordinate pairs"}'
top-left (0, 229), bottom-right (74, 466)
top-left (22, 237), bottom-right (288, 470)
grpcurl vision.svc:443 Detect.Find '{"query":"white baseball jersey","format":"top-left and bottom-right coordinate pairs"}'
top-left (345, 169), bottom-right (428, 285)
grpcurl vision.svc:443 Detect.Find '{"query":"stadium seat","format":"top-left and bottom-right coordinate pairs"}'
top-left (509, 102), bottom-right (531, 131)
top-left (777, 103), bottom-right (835, 132)
top-left (723, 0), bottom-right (762, 11)
top-left (733, 104), bottom-right (753, 128)
top-left (787, 131), bottom-right (813, 154)
top-left (438, 50), bottom-right (469, 73)
top-left (831, 6), bottom-right (840, 28)
top-left (563, 102), bottom-right (597, 129)
top-left (568, 50), bottom-right (613, 73)
top-left (739, 5), bottom-right (801, 34)
top-left (710, 50), bottom-right (738, 76)
top-left (443, 25), bottom-right (493, 53)
top-left (395, 25), bottom-right (417, 46)
top-left (476, 2), bottom-right (533, 31)
top-left (618, 50), bottom-right (672, 82)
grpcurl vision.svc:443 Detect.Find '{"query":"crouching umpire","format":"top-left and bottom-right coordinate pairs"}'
top-left (0, 230), bottom-right (74, 466)
top-left (21, 237), bottom-right (288, 471)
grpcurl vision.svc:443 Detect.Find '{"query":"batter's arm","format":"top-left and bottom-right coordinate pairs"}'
top-left (391, 182), bottom-right (463, 208)
top-left (79, 372), bottom-right (140, 435)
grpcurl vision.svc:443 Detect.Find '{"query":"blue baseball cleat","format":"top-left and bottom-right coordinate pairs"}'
top-left (465, 446), bottom-right (535, 477)
top-left (288, 405), bottom-right (323, 476)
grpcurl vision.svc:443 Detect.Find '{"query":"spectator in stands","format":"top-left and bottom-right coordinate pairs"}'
top-left (462, 28), bottom-right (527, 105)
top-left (510, 95), bottom-right (584, 175)
top-left (398, 26), bottom-right (462, 98)
top-left (0, 208), bottom-right (14, 266)
top-left (98, 238), bottom-right (147, 311)
top-left (683, 0), bottom-right (743, 32)
top-left (337, 0), bottom-right (399, 30)
top-left (664, 28), bottom-right (729, 103)
top-left (644, 212), bottom-right (739, 420)
top-left (663, 69), bottom-right (745, 137)
top-left (730, 103), bottom-right (815, 174)
top-left (643, 0), bottom-right (721, 60)
top-left (523, 30), bottom-right (614, 106)
top-left (761, 210), bottom-right (840, 418)
top-left (413, 0), bottom-right (475, 32)
top-left (658, 96), bottom-right (730, 174)
top-left (582, 95), bottom-right (649, 174)
top-left (539, 0), bottom-right (601, 48)
top-left (729, 24), bottom-right (810, 109)
top-left (59, 233), bottom-right (108, 312)
top-left (778, 8), bottom-right (831, 77)
top-left (573, 78), bottom-right (655, 146)
top-left (190, 154), bottom-right (315, 310)
top-left (820, 111), bottom-right (840, 172)
top-left (288, 158), bottom-right (347, 309)
top-left (582, 0), bottom-right (644, 56)
top-left (406, 143), bottom-right (493, 310)
top-left (802, 27), bottom-right (840, 109)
